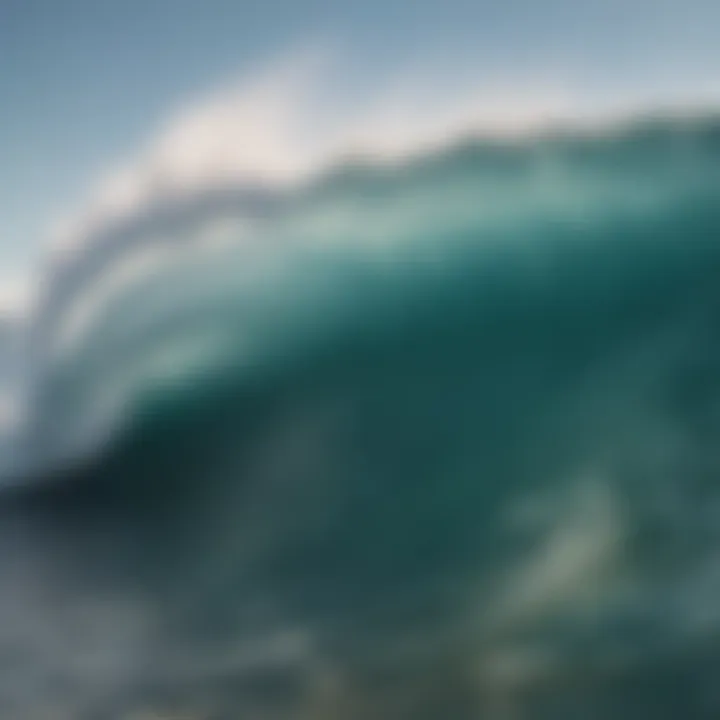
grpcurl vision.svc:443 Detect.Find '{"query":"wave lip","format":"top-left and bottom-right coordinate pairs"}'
top-left (3, 111), bottom-right (720, 482)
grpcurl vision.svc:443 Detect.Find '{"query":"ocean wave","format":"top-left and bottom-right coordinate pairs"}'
top-left (0, 114), bottom-right (720, 716)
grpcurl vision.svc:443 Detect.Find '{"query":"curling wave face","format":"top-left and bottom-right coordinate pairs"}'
top-left (0, 115), bottom-right (720, 717)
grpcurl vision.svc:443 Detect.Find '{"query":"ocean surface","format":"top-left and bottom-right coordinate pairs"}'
top-left (0, 115), bottom-right (720, 717)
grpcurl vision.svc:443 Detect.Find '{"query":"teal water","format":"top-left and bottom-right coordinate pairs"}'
top-left (2, 115), bottom-right (720, 717)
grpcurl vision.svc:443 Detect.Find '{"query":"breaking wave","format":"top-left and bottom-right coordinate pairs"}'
top-left (0, 114), bottom-right (720, 717)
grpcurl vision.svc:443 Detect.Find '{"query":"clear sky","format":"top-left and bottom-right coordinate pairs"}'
top-left (1, 0), bottom-right (719, 308)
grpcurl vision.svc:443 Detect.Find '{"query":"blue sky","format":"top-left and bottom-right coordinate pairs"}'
top-left (1, 0), bottom-right (719, 308)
